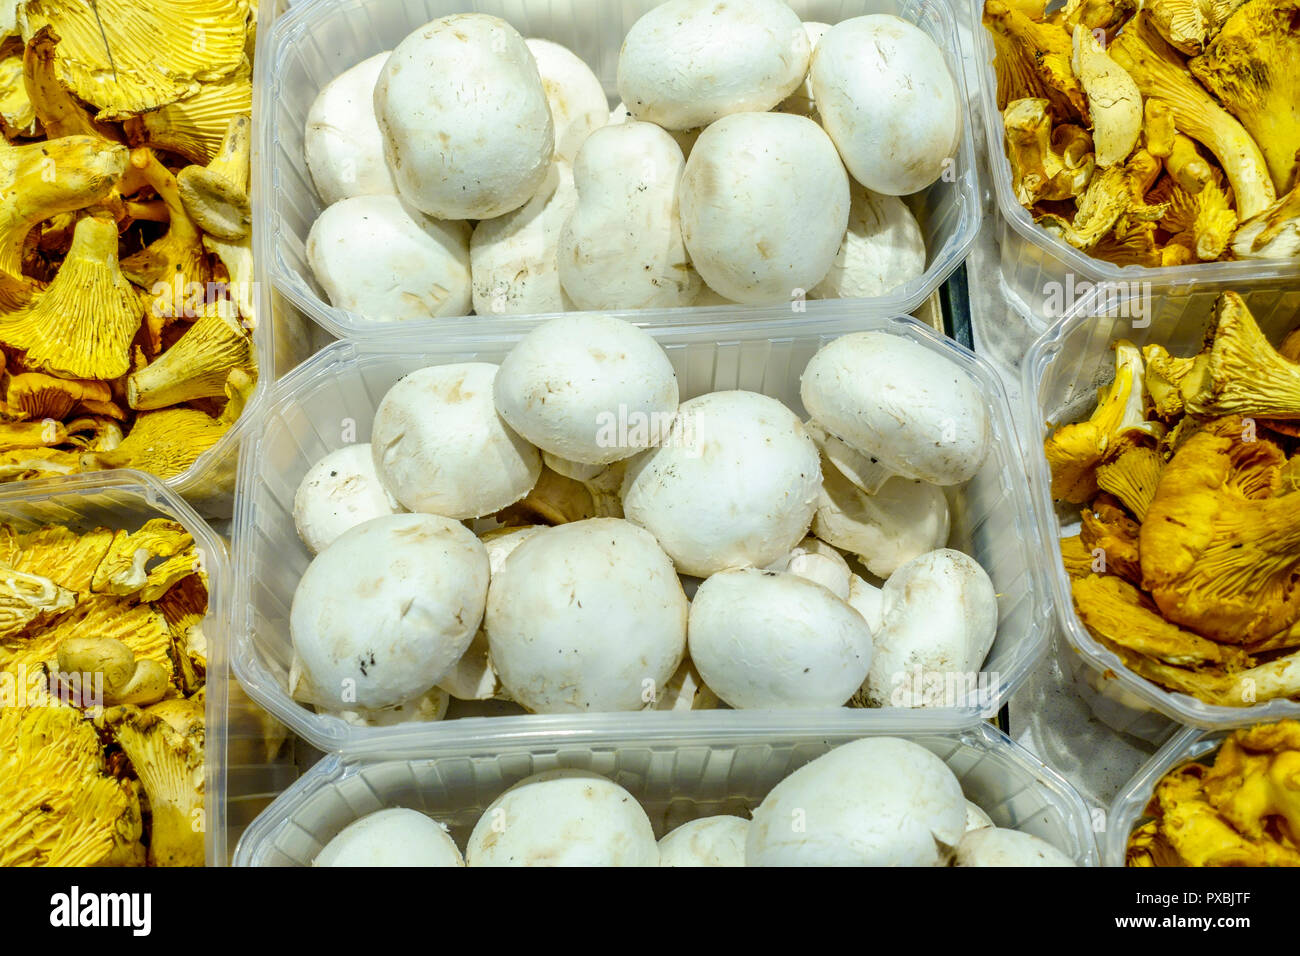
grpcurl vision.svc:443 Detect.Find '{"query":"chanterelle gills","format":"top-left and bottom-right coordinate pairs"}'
top-left (0, 4), bottom-right (256, 488)
top-left (1127, 720), bottom-right (1300, 866)
top-left (0, 519), bottom-right (211, 865)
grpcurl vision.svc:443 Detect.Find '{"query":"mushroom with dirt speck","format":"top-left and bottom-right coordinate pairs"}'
top-left (289, 513), bottom-right (490, 711)
top-left (293, 443), bottom-right (405, 554)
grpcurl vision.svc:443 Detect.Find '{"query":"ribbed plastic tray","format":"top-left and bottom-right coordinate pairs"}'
top-left (233, 719), bottom-right (1100, 865)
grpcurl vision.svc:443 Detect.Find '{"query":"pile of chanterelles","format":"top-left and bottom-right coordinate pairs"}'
top-left (1047, 292), bottom-right (1300, 705)
top-left (984, 0), bottom-right (1300, 267)
top-left (0, 1), bottom-right (256, 485)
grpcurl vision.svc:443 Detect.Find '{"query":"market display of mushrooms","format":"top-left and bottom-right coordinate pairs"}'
top-left (302, 2), bottom-right (958, 323)
top-left (0, 518), bottom-right (213, 866)
top-left (1127, 720), bottom-right (1300, 866)
top-left (984, 0), bottom-right (1300, 267)
top-left (1046, 292), bottom-right (1300, 706)
top-left (0, 2), bottom-right (257, 485)
top-left (300, 738), bottom-right (1077, 868)
top-left (282, 317), bottom-right (1001, 727)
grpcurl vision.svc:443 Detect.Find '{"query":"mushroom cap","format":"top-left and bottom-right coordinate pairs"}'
top-left (679, 111), bottom-right (851, 305)
top-left (371, 363), bottom-right (541, 519)
top-left (314, 808), bottom-right (464, 867)
top-left (746, 737), bottom-right (967, 866)
top-left (293, 443), bottom-right (404, 554)
top-left (800, 332), bottom-right (991, 486)
top-left (485, 518), bottom-right (687, 713)
top-left (953, 828), bottom-right (1076, 867)
top-left (466, 769), bottom-right (659, 866)
top-left (306, 194), bottom-right (471, 322)
top-left (659, 816), bottom-right (750, 866)
top-left (525, 39), bottom-right (609, 164)
top-left (289, 513), bottom-right (490, 711)
top-left (810, 183), bottom-right (927, 300)
top-left (687, 568), bottom-right (873, 709)
top-left (493, 314), bottom-right (680, 466)
top-left (617, 0), bottom-right (810, 130)
top-left (810, 15), bottom-right (960, 196)
top-left (863, 549), bottom-right (999, 708)
top-left (621, 390), bottom-right (822, 577)
top-left (557, 122), bottom-right (701, 311)
top-left (375, 14), bottom-right (553, 220)
top-left (470, 161), bottom-right (577, 317)
top-left (775, 22), bottom-right (832, 118)
top-left (304, 51), bottom-right (398, 206)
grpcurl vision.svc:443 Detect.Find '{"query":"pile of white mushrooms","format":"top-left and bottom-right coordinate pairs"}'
top-left (287, 314), bottom-right (998, 726)
top-left (302, 0), bottom-right (958, 323)
top-left (311, 738), bottom-right (1077, 867)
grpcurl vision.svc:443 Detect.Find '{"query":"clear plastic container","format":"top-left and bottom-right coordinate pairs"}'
top-left (230, 308), bottom-right (1053, 751)
top-left (0, 471), bottom-right (298, 865)
top-left (1104, 725), bottom-right (1221, 867)
top-left (965, 3), bottom-right (1300, 327)
top-left (1022, 284), bottom-right (1300, 730)
top-left (232, 719), bottom-right (1100, 865)
top-left (258, 0), bottom-right (981, 339)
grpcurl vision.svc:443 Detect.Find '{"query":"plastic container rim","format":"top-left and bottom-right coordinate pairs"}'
top-left (232, 719), bottom-right (1102, 866)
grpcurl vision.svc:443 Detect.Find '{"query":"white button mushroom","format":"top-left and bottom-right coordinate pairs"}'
top-left (765, 536), bottom-right (852, 601)
top-left (954, 828), bottom-right (1077, 867)
top-left (470, 161), bottom-right (577, 317)
top-left (466, 769), bottom-right (659, 866)
top-left (374, 14), bottom-right (554, 220)
top-left (810, 183), bottom-right (927, 300)
top-left (775, 22), bottom-right (831, 119)
top-left (289, 514), bottom-right (490, 711)
top-left (746, 737), bottom-right (967, 866)
top-left (679, 112), bottom-right (850, 306)
top-left (811, 453), bottom-right (951, 580)
top-left (622, 390), bottom-right (822, 577)
top-left (607, 100), bottom-right (699, 158)
top-left (371, 363), bottom-right (541, 519)
top-left (862, 549), bottom-right (999, 709)
top-left (526, 39), bottom-right (609, 164)
top-left (306, 195), bottom-right (471, 322)
top-left (293, 443), bottom-right (405, 555)
top-left (314, 808), bottom-right (464, 867)
top-left (493, 314), bottom-right (679, 470)
top-left (558, 122), bottom-right (701, 310)
top-left (800, 332), bottom-right (991, 491)
top-left (437, 525), bottom-right (542, 702)
top-left (810, 15), bottom-right (960, 196)
top-left (965, 800), bottom-right (995, 832)
top-left (659, 816), bottom-right (749, 867)
top-left (617, 0), bottom-right (810, 131)
top-left (688, 568), bottom-right (873, 710)
top-left (304, 51), bottom-right (398, 206)
top-left (484, 518), bottom-right (687, 714)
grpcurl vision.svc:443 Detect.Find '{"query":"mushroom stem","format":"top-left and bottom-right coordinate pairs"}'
top-left (177, 113), bottom-right (252, 240)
